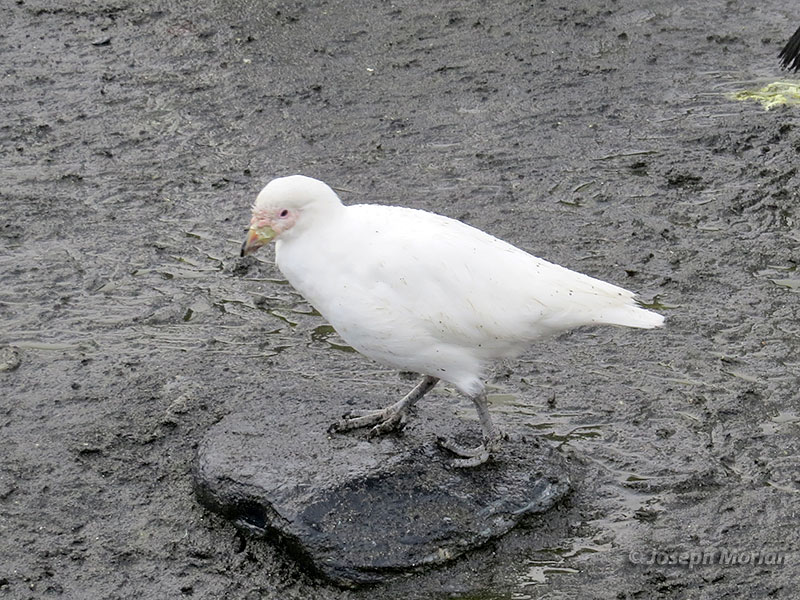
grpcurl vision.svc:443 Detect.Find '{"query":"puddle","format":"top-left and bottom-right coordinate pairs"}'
top-left (760, 411), bottom-right (800, 435)
top-left (310, 324), bottom-right (356, 353)
top-left (512, 542), bottom-right (613, 594)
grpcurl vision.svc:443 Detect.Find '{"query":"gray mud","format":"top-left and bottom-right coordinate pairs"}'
top-left (2, 1), bottom-right (799, 598)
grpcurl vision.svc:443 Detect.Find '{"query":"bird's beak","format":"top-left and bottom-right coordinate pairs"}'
top-left (240, 225), bottom-right (277, 257)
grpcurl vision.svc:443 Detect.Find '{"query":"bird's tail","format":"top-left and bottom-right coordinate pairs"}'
top-left (598, 301), bottom-right (665, 329)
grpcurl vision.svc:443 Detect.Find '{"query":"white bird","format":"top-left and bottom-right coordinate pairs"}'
top-left (241, 175), bottom-right (664, 466)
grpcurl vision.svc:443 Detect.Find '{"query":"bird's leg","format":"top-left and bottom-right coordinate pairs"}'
top-left (329, 376), bottom-right (439, 437)
top-left (438, 391), bottom-right (503, 467)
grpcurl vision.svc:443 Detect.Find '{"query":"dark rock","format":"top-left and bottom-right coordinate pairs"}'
top-left (193, 408), bottom-right (570, 586)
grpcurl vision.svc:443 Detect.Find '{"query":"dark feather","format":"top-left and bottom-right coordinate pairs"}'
top-left (779, 26), bottom-right (800, 71)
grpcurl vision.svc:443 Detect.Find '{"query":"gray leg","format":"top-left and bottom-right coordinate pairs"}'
top-left (329, 376), bottom-right (439, 437)
top-left (438, 391), bottom-right (503, 467)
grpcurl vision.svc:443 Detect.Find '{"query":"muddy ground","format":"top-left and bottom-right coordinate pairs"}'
top-left (2, 0), bottom-right (799, 598)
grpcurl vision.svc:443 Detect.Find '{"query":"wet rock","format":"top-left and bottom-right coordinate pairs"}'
top-left (193, 409), bottom-right (570, 586)
top-left (0, 347), bottom-right (21, 372)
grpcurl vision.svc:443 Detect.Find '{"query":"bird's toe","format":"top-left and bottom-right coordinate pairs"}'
top-left (436, 436), bottom-right (466, 456)
top-left (437, 436), bottom-right (484, 457)
top-left (450, 447), bottom-right (491, 468)
top-left (327, 419), bottom-right (347, 434)
top-left (328, 410), bottom-right (383, 433)
top-left (367, 411), bottom-right (407, 437)
top-left (329, 407), bottom-right (409, 436)
top-left (437, 434), bottom-right (502, 467)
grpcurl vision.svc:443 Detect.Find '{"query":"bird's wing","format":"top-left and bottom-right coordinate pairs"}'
top-left (318, 205), bottom-right (659, 355)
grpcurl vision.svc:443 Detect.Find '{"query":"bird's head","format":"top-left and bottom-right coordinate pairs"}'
top-left (241, 175), bottom-right (343, 256)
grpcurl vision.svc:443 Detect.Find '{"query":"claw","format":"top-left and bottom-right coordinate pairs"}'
top-left (437, 436), bottom-right (482, 457)
top-left (328, 376), bottom-right (438, 438)
top-left (368, 411), bottom-right (407, 437)
top-left (328, 407), bottom-right (407, 436)
top-left (327, 376), bottom-right (438, 440)
top-left (437, 431), bottom-right (505, 467)
top-left (451, 448), bottom-right (491, 468)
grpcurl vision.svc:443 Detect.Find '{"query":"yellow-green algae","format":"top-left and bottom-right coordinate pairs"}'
top-left (732, 81), bottom-right (800, 109)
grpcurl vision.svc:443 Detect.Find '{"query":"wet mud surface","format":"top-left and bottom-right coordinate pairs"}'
top-left (2, 0), bottom-right (799, 598)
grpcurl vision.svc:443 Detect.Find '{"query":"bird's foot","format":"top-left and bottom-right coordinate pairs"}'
top-left (328, 406), bottom-right (408, 437)
top-left (437, 432), bottom-right (506, 468)
top-left (440, 440), bottom-right (490, 467)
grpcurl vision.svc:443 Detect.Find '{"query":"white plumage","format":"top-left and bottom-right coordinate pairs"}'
top-left (242, 175), bottom-right (663, 466)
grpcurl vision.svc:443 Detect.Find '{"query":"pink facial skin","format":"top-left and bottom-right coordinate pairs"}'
top-left (251, 207), bottom-right (299, 237)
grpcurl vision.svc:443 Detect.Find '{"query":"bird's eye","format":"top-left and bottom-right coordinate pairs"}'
top-left (279, 209), bottom-right (289, 218)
